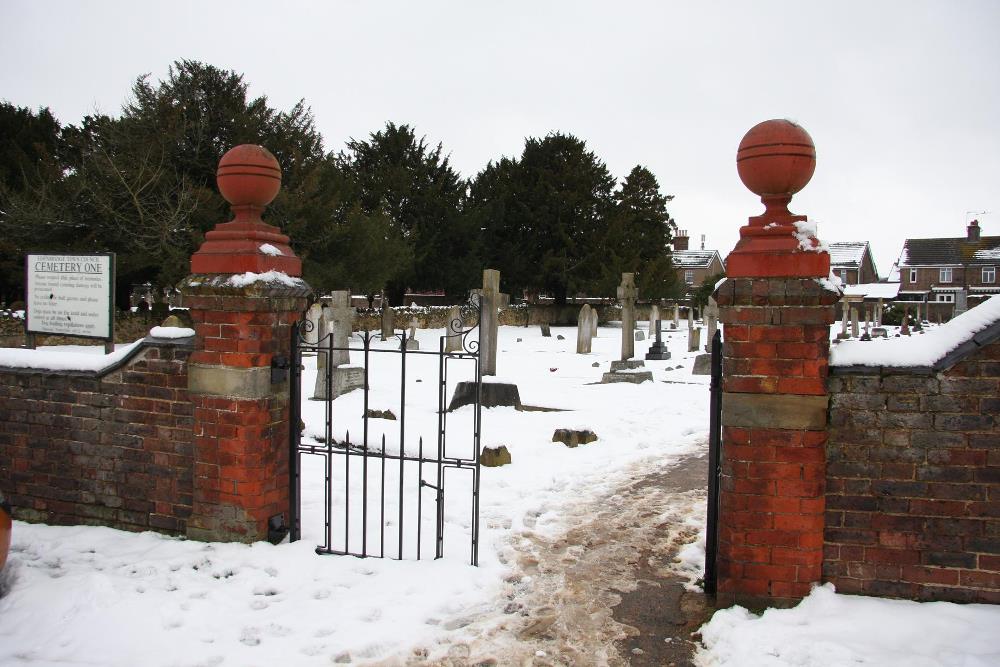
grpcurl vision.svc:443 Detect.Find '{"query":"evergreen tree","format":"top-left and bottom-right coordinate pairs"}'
top-left (604, 165), bottom-right (680, 299)
top-left (338, 122), bottom-right (476, 302)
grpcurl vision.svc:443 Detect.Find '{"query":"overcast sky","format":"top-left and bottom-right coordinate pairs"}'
top-left (2, 1), bottom-right (998, 278)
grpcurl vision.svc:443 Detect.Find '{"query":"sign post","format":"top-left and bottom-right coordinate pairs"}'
top-left (25, 253), bottom-right (116, 352)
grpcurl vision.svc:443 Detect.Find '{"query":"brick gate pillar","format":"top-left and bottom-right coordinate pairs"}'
top-left (714, 120), bottom-right (840, 606)
top-left (181, 145), bottom-right (311, 542)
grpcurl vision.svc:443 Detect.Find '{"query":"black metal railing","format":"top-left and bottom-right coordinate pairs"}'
top-left (704, 328), bottom-right (723, 596)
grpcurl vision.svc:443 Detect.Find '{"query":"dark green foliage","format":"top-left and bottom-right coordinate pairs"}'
top-left (691, 272), bottom-right (726, 311)
top-left (471, 136), bottom-right (677, 302)
top-left (337, 122), bottom-right (476, 302)
top-left (0, 64), bottom-right (682, 310)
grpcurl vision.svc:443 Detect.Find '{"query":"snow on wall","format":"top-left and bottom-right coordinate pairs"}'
top-left (830, 295), bottom-right (1000, 368)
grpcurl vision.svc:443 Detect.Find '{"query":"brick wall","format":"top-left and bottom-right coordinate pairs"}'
top-left (825, 339), bottom-right (1000, 603)
top-left (0, 338), bottom-right (195, 534)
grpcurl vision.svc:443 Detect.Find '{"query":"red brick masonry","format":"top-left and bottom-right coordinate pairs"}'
top-left (826, 338), bottom-right (1000, 604)
top-left (0, 338), bottom-right (195, 534)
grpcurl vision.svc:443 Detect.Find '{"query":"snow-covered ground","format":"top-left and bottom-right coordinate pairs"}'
top-left (1, 320), bottom-right (998, 666)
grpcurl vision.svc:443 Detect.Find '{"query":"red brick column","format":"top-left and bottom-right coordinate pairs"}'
top-left (714, 120), bottom-right (839, 606)
top-left (181, 145), bottom-right (311, 542)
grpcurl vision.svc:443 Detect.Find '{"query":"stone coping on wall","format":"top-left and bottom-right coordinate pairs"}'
top-left (0, 333), bottom-right (194, 378)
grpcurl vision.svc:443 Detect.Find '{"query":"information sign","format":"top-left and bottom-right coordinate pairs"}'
top-left (25, 253), bottom-right (115, 340)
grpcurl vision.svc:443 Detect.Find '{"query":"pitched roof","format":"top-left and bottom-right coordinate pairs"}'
top-left (827, 242), bottom-right (869, 268)
top-left (901, 236), bottom-right (1000, 266)
top-left (672, 250), bottom-right (721, 269)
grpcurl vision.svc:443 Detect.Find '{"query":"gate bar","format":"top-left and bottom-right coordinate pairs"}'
top-left (705, 328), bottom-right (723, 596)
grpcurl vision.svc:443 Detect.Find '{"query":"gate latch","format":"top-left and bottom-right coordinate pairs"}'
top-left (271, 355), bottom-right (290, 384)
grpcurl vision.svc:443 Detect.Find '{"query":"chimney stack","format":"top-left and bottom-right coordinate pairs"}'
top-left (968, 219), bottom-right (981, 242)
top-left (701, 234), bottom-right (706, 250)
top-left (675, 230), bottom-right (689, 251)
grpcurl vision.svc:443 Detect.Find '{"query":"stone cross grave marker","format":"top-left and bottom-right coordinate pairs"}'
top-left (577, 304), bottom-right (593, 354)
top-left (617, 273), bottom-right (637, 361)
top-left (479, 269), bottom-right (506, 376)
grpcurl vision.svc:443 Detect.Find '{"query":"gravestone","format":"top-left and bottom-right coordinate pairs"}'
top-left (688, 327), bottom-right (701, 352)
top-left (540, 323), bottom-right (551, 337)
top-left (955, 289), bottom-right (968, 315)
top-left (875, 298), bottom-right (884, 327)
top-left (634, 330), bottom-right (645, 341)
top-left (645, 320), bottom-right (671, 360)
top-left (591, 308), bottom-right (598, 338)
top-left (304, 302), bottom-right (323, 345)
top-left (703, 297), bottom-right (719, 353)
top-left (445, 305), bottom-right (463, 353)
top-left (405, 317), bottom-right (420, 350)
top-left (672, 303), bottom-right (680, 329)
top-left (313, 293), bottom-right (364, 400)
top-left (381, 305), bottom-right (394, 340)
top-left (329, 291), bottom-right (353, 367)
top-left (312, 305), bottom-right (332, 399)
top-left (860, 308), bottom-right (872, 341)
top-left (687, 307), bottom-right (694, 332)
top-left (850, 306), bottom-right (859, 338)
top-left (648, 305), bottom-right (660, 336)
top-left (576, 304), bottom-right (593, 354)
top-left (618, 273), bottom-right (638, 361)
top-left (901, 307), bottom-right (910, 336)
top-left (478, 269), bottom-right (506, 376)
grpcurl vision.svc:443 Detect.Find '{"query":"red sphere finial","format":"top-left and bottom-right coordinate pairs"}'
top-left (216, 144), bottom-right (282, 209)
top-left (737, 119), bottom-right (815, 198)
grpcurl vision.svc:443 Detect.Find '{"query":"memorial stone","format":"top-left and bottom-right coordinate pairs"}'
top-left (648, 305), bottom-right (659, 336)
top-left (617, 273), bottom-right (638, 361)
top-left (381, 306), bottom-right (394, 340)
top-left (445, 305), bottom-right (463, 353)
top-left (576, 304), bottom-right (594, 354)
top-left (704, 297), bottom-right (719, 353)
top-left (645, 320), bottom-right (671, 360)
top-left (850, 306), bottom-right (859, 338)
top-left (688, 327), bottom-right (701, 352)
top-left (479, 269), bottom-right (507, 376)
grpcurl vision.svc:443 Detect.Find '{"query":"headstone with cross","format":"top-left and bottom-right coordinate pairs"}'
top-left (479, 269), bottom-right (507, 376)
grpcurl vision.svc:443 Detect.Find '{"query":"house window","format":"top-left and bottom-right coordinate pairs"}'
top-left (939, 267), bottom-right (953, 283)
top-left (909, 268), bottom-right (917, 283)
top-left (935, 293), bottom-right (955, 303)
top-left (983, 266), bottom-right (996, 284)
top-left (684, 270), bottom-right (694, 285)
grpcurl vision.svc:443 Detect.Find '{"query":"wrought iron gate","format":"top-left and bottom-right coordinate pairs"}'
top-left (288, 300), bottom-right (483, 565)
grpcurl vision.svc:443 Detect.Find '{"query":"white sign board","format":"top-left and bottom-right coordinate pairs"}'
top-left (26, 253), bottom-right (115, 339)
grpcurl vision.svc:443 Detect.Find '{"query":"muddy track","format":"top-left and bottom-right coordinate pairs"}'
top-left (396, 450), bottom-right (716, 667)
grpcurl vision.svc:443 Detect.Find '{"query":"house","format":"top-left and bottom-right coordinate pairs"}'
top-left (672, 230), bottom-right (725, 294)
top-left (896, 220), bottom-right (1000, 320)
top-left (828, 241), bottom-right (879, 285)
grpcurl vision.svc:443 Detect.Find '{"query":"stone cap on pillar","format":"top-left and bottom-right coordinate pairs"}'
top-left (190, 144), bottom-right (302, 276)
top-left (727, 119), bottom-right (830, 279)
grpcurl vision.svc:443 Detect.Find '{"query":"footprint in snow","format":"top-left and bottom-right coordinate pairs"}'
top-left (239, 627), bottom-right (261, 647)
top-left (313, 589), bottom-right (331, 600)
top-left (250, 599), bottom-right (269, 610)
